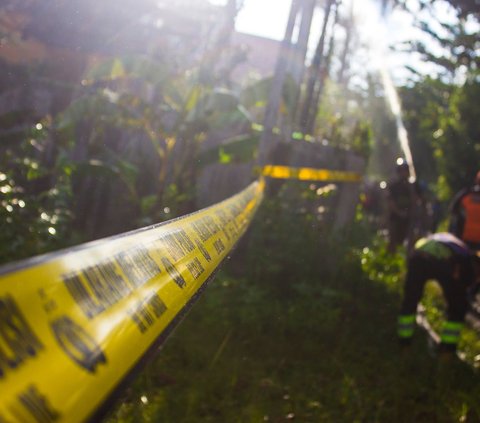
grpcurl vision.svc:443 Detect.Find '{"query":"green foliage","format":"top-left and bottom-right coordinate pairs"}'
top-left (359, 236), bottom-right (406, 293)
top-left (400, 74), bottom-right (480, 203)
top-left (392, 1), bottom-right (480, 200)
top-left (0, 124), bottom-right (75, 265)
top-left (435, 78), bottom-right (480, 195)
top-left (242, 182), bottom-right (363, 299)
top-left (361, 233), bottom-right (480, 368)
top-left (106, 215), bottom-right (480, 422)
top-left (47, 55), bottom-right (262, 236)
top-left (400, 77), bottom-right (452, 185)
top-left (84, 57), bottom-right (170, 87)
top-left (239, 75), bottom-right (299, 124)
top-left (0, 46), bottom-right (265, 252)
top-left (314, 80), bottom-right (375, 158)
top-left (407, 8), bottom-right (479, 78)
top-left (198, 134), bottom-right (259, 166)
top-left (158, 183), bottom-right (194, 221)
top-left (1, 6), bottom-right (479, 420)
top-left (185, 87), bottom-right (252, 129)
top-left (350, 121), bottom-right (373, 159)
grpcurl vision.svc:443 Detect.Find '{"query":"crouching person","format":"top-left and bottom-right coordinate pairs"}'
top-left (397, 232), bottom-right (480, 354)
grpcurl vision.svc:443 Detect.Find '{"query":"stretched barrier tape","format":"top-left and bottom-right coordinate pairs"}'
top-left (261, 165), bottom-right (362, 182)
top-left (0, 179), bottom-right (264, 423)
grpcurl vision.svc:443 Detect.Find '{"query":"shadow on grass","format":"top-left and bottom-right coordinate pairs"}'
top-left (106, 249), bottom-right (480, 422)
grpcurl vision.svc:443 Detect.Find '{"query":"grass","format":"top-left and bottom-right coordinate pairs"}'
top-left (105, 225), bottom-right (480, 422)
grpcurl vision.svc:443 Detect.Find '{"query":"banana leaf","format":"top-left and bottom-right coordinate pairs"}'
top-left (197, 133), bottom-right (259, 167)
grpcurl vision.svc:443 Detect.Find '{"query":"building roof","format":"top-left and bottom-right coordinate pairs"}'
top-left (230, 31), bottom-right (281, 83)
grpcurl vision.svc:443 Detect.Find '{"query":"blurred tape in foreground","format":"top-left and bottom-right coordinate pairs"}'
top-left (0, 179), bottom-right (264, 423)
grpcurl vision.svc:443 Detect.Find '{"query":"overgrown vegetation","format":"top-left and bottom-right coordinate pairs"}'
top-left (106, 196), bottom-right (480, 422)
top-left (1, 0), bottom-right (479, 420)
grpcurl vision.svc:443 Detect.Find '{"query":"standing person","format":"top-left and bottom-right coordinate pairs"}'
top-left (449, 171), bottom-right (480, 250)
top-left (386, 160), bottom-right (416, 253)
top-left (397, 232), bottom-right (480, 354)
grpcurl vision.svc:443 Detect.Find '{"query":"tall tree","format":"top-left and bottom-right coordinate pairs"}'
top-left (400, 77), bottom-right (452, 185)
top-left (401, 13), bottom-right (479, 80)
top-left (337, 0), bottom-right (354, 86)
top-left (435, 78), bottom-right (480, 197)
top-left (305, 0), bottom-right (340, 133)
top-left (258, 0), bottom-right (300, 165)
top-left (298, 0), bottom-right (335, 133)
top-left (289, 0), bottom-right (316, 85)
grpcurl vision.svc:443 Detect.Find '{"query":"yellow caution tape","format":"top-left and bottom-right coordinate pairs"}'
top-left (261, 165), bottom-right (362, 182)
top-left (0, 180), bottom-right (264, 423)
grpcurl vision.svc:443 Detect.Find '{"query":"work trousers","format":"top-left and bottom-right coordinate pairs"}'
top-left (400, 252), bottom-right (471, 321)
top-left (398, 251), bottom-right (473, 349)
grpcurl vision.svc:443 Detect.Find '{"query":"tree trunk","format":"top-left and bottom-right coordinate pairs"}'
top-left (289, 0), bottom-right (316, 85)
top-left (290, 0), bottom-right (316, 130)
top-left (258, 0), bottom-right (300, 166)
top-left (338, 0), bottom-right (354, 86)
top-left (298, 0), bottom-right (334, 133)
top-left (306, 1), bottom-right (340, 133)
top-left (218, 0), bottom-right (242, 47)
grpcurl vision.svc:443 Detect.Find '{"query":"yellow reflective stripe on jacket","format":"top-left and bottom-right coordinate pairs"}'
top-left (440, 321), bottom-right (464, 344)
top-left (398, 315), bottom-right (415, 324)
top-left (397, 314), bottom-right (415, 338)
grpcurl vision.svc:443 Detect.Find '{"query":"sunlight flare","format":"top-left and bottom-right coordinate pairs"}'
top-left (380, 66), bottom-right (417, 182)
